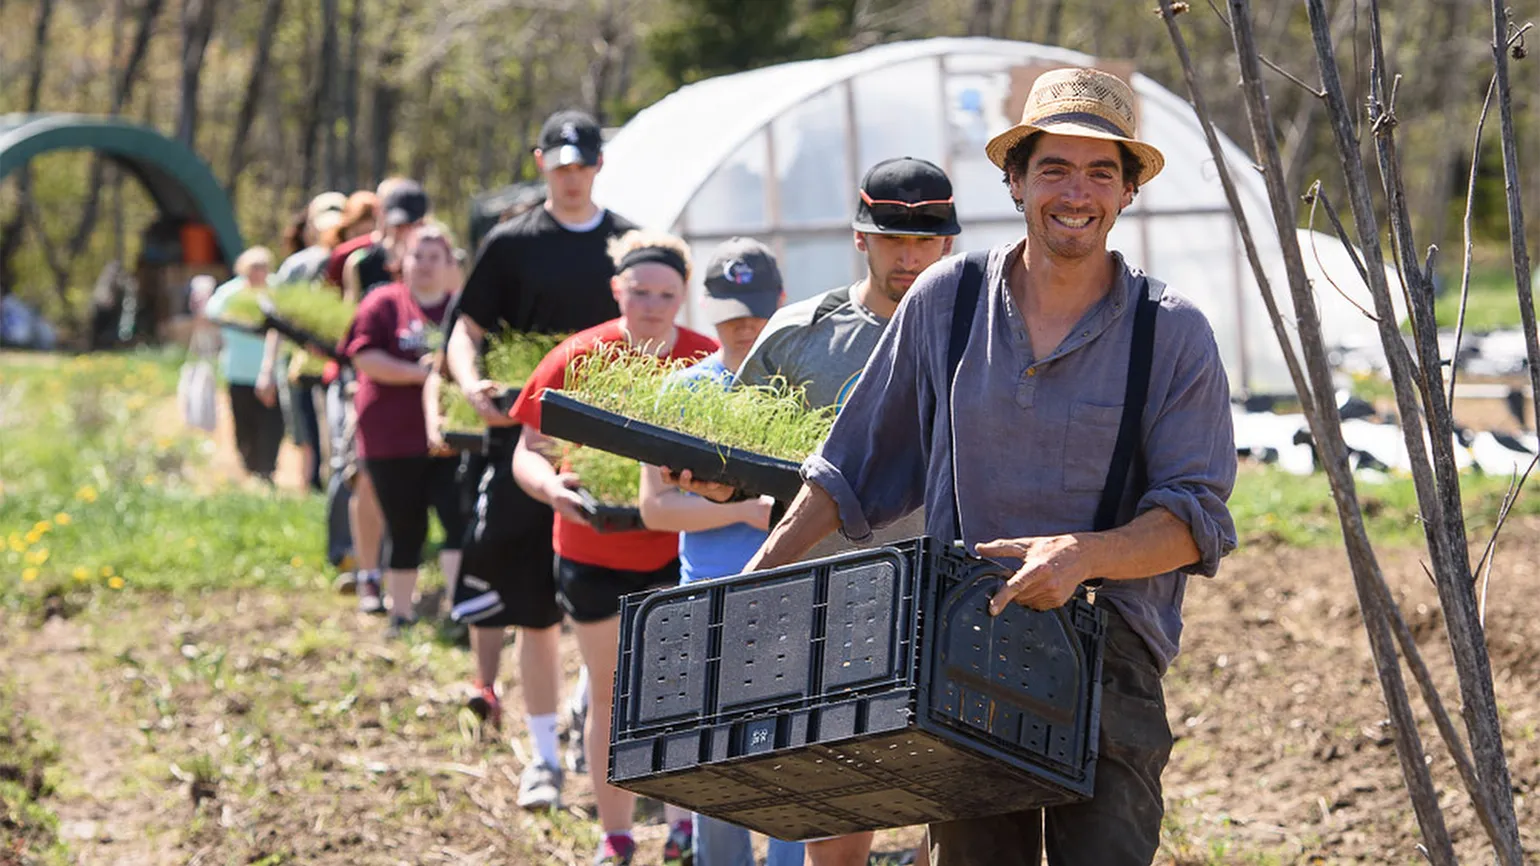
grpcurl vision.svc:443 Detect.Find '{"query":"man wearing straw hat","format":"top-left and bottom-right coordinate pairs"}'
top-left (746, 68), bottom-right (1238, 865)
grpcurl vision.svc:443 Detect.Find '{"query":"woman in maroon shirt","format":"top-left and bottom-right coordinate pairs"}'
top-left (344, 225), bottom-right (466, 634)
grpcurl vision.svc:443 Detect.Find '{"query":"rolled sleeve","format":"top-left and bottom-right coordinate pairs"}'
top-left (1136, 308), bottom-right (1238, 576)
top-left (802, 453), bottom-right (874, 543)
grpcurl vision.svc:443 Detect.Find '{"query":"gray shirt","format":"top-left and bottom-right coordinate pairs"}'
top-left (737, 283), bottom-right (927, 556)
top-left (803, 243), bottom-right (1237, 672)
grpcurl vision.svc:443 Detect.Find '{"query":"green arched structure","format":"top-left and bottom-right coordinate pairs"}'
top-left (0, 113), bottom-right (243, 265)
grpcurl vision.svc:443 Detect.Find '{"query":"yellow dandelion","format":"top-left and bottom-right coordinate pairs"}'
top-left (155, 437), bottom-right (172, 449)
top-left (7, 534), bottom-right (24, 553)
top-left (143, 474), bottom-right (157, 485)
top-left (108, 576), bottom-right (125, 590)
top-left (54, 512), bottom-right (72, 526)
top-left (32, 520), bottom-right (52, 534)
top-left (24, 530), bottom-right (42, 545)
top-left (76, 486), bottom-right (99, 503)
top-left (22, 568), bottom-right (38, 582)
top-left (289, 556), bottom-right (304, 568)
top-left (72, 567), bottom-right (89, 581)
top-left (25, 548), bottom-right (49, 566)
top-left (184, 538), bottom-right (198, 549)
top-left (100, 565), bottom-right (115, 577)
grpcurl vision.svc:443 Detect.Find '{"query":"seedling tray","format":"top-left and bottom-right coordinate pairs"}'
top-left (261, 308), bottom-right (343, 361)
top-left (577, 488), bottom-right (646, 534)
top-left (539, 391), bottom-right (803, 502)
top-left (441, 430), bottom-right (487, 455)
top-left (209, 317), bottom-right (266, 337)
top-left (609, 536), bottom-right (1107, 841)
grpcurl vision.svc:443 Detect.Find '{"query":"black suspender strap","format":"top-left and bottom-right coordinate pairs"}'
top-left (945, 252), bottom-right (990, 543)
top-left (1093, 278), bottom-right (1161, 533)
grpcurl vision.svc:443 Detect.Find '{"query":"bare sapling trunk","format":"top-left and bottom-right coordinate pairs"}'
top-left (1159, 1), bottom-right (1529, 862)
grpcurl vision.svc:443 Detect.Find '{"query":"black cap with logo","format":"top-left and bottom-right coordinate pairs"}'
top-left (851, 157), bottom-right (961, 237)
top-left (382, 180), bottom-right (431, 227)
top-left (537, 110), bottom-right (603, 168)
top-left (702, 237), bottom-right (783, 324)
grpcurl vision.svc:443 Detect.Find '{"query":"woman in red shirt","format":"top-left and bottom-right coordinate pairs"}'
top-left (344, 225), bottom-right (467, 635)
top-left (509, 229), bottom-right (717, 865)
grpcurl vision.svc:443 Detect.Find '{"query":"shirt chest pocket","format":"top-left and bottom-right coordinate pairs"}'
top-left (1062, 401), bottom-right (1125, 492)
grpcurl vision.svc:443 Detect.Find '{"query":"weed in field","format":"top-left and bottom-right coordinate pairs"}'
top-left (561, 344), bottom-right (835, 462)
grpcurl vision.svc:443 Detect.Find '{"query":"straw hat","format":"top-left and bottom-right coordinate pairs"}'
top-left (985, 67), bottom-right (1165, 186)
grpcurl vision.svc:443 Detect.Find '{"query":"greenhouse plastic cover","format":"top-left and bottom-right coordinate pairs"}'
top-left (594, 37), bottom-right (1402, 396)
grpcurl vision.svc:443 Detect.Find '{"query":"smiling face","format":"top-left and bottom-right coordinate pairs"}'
top-left (1009, 134), bottom-right (1135, 263)
top-left (612, 262), bottom-right (686, 346)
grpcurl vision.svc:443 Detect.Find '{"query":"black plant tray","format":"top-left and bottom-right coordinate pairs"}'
top-left (441, 430), bottom-right (487, 455)
top-left (261, 309), bottom-right (343, 361)
top-left (577, 488), bottom-right (646, 534)
top-left (539, 391), bottom-right (804, 502)
top-left (209, 317), bottom-right (266, 337)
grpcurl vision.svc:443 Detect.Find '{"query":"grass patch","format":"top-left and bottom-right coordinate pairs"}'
top-left (1433, 259), bottom-right (1535, 333)
top-left (1231, 464), bottom-right (1540, 548)
top-left (561, 345), bottom-right (835, 462)
top-left (0, 681), bottom-right (70, 864)
top-left (0, 350), bottom-right (328, 615)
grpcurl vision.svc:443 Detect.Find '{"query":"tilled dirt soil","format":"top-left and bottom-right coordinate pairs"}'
top-left (5, 522), bottom-right (1539, 865)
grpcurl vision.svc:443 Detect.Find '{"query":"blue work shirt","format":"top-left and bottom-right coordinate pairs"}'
top-left (803, 243), bottom-right (1238, 672)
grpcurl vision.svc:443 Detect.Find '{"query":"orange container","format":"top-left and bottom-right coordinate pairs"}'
top-left (180, 222), bottom-right (219, 265)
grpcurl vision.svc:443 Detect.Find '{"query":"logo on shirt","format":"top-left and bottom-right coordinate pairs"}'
top-left (397, 320), bottom-right (437, 358)
top-left (834, 372), bottom-right (862, 414)
top-left (722, 259), bottom-right (754, 285)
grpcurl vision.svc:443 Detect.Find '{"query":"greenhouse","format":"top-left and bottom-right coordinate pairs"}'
top-left (595, 37), bottom-right (1398, 397)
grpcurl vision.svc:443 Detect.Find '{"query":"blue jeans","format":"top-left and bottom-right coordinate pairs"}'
top-left (694, 813), bottom-right (804, 866)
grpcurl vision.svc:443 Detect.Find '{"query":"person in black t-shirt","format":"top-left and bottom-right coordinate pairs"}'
top-left (444, 109), bottom-right (635, 813)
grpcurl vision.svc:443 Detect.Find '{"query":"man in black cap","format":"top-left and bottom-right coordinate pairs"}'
top-left (443, 108), bottom-right (637, 811)
top-left (736, 156), bottom-right (959, 412)
top-left (343, 178), bottom-right (431, 299)
top-left (714, 157), bottom-right (958, 866)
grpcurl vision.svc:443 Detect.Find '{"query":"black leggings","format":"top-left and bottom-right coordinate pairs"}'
top-left (365, 456), bottom-right (466, 570)
top-left (228, 384), bottom-right (284, 479)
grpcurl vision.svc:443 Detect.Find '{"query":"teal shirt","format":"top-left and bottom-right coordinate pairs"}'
top-left (204, 278), bottom-right (270, 386)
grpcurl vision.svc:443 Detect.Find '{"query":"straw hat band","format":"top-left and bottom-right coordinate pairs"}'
top-left (1032, 111), bottom-right (1130, 139)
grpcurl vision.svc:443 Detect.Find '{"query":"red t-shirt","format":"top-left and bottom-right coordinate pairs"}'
top-left (324, 233), bottom-right (375, 287)
top-left (511, 320), bottom-right (719, 571)
top-left (343, 283), bottom-right (452, 461)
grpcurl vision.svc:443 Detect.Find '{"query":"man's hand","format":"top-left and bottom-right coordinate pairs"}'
top-left (661, 466), bottom-right (737, 503)
top-left (542, 472), bottom-right (591, 526)
top-left (467, 379), bottom-right (517, 427)
top-left (976, 534), bottom-right (1101, 615)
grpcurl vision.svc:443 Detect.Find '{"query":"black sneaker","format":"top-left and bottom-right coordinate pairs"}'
top-left (357, 576), bottom-right (384, 614)
top-left (387, 614), bottom-right (417, 638)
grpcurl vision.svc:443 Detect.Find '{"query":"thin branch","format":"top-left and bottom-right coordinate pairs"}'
top-left (1201, 0), bottom-right (1325, 97)
top-left (1305, 182), bottom-right (1379, 321)
top-left (1314, 187), bottom-right (1371, 286)
top-left (1449, 74), bottom-right (1499, 409)
top-left (1473, 450), bottom-right (1540, 581)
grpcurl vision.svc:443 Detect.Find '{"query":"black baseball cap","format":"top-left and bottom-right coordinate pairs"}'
top-left (702, 238), bottom-right (783, 324)
top-left (382, 180), bottom-right (430, 227)
top-left (851, 157), bottom-right (961, 237)
top-left (537, 110), bottom-right (603, 168)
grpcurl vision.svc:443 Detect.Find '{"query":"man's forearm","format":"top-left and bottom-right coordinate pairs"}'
top-left (1086, 507), bottom-right (1200, 581)
top-left (743, 482), bottom-right (841, 572)
top-left (446, 318), bottom-right (485, 391)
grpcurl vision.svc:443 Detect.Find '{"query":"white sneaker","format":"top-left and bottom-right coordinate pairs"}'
top-left (517, 760), bottom-right (563, 810)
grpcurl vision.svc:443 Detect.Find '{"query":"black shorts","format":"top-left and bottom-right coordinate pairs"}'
top-left (555, 556), bottom-right (680, 624)
top-left (364, 455), bottom-right (466, 570)
top-left (450, 458), bottom-right (563, 630)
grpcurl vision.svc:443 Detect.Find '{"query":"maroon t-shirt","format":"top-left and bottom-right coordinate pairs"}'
top-left (343, 282), bottom-right (451, 460)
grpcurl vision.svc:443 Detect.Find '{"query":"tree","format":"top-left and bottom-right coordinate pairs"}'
top-left (226, 0), bottom-right (285, 200)
top-left (177, 0), bottom-right (218, 147)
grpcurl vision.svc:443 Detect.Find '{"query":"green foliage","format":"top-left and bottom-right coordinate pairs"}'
top-left (267, 282), bottom-right (357, 346)
top-left (1432, 258), bottom-right (1536, 333)
top-left (438, 382), bottom-right (483, 434)
top-left (561, 344), bottom-right (835, 462)
top-left (0, 351), bottom-right (328, 615)
top-left (483, 331), bottom-right (567, 388)
top-left (646, 0), bottom-right (845, 88)
top-left (1230, 465), bottom-right (1540, 548)
top-left (562, 445), bottom-right (641, 505)
top-left (218, 287), bottom-right (266, 327)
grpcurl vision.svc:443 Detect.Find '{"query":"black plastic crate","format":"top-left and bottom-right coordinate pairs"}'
top-left (608, 537), bottom-right (1107, 841)
top-left (539, 391), bottom-right (803, 502)
top-left (441, 430), bottom-right (486, 455)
